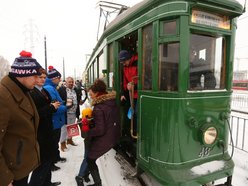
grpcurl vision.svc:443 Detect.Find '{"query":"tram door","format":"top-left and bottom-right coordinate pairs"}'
top-left (117, 32), bottom-right (139, 149)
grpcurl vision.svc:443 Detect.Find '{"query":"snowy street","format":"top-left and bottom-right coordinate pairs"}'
top-left (51, 135), bottom-right (248, 186)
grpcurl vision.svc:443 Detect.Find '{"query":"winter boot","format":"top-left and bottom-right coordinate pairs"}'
top-left (83, 172), bottom-right (91, 183)
top-left (87, 170), bottom-right (102, 186)
top-left (75, 176), bottom-right (84, 186)
top-left (60, 141), bottom-right (67, 152)
top-left (67, 138), bottom-right (77, 146)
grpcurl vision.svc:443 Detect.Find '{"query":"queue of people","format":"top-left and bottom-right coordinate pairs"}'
top-left (0, 51), bottom-right (86, 186)
top-left (0, 49), bottom-right (136, 186)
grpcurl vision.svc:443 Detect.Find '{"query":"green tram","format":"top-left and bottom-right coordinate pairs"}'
top-left (83, 0), bottom-right (243, 185)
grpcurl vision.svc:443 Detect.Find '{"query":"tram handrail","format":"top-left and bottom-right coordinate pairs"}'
top-left (130, 76), bottom-right (138, 139)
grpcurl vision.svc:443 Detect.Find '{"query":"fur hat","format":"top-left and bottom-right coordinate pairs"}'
top-left (47, 66), bottom-right (61, 79)
top-left (118, 50), bottom-right (131, 62)
top-left (9, 50), bottom-right (42, 77)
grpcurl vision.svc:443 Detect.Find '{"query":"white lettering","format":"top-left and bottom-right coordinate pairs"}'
top-left (12, 69), bottom-right (37, 74)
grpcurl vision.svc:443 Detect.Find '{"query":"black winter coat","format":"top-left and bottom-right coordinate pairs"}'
top-left (30, 87), bottom-right (57, 162)
top-left (88, 91), bottom-right (121, 159)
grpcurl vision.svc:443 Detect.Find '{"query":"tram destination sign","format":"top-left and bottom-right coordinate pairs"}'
top-left (191, 10), bottom-right (230, 30)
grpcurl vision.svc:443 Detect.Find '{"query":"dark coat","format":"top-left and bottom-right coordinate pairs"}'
top-left (0, 76), bottom-right (40, 186)
top-left (30, 87), bottom-right (57, 162)
top-left (88, 91), bottom-right (121, 159)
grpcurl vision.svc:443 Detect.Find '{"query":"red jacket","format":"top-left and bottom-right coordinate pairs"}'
top-left (123, 55), bottom-right (138, 98)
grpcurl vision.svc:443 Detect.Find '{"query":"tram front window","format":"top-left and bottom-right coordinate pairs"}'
top-left (159, 42), bottom-right (179, 91)
top-left (189, 34), bottom-right (226, 91)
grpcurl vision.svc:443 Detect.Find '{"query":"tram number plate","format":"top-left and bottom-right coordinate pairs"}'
top-left (198, 147), bottom-right (211, 158)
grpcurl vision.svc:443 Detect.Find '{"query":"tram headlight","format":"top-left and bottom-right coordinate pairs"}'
top-left (202, 126), bottom-right (218, 146)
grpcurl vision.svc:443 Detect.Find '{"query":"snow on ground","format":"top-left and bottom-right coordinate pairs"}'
top-left (51, 136), bottom-right (141, 186)
top-left (51, 135), bottom-right (248, 186)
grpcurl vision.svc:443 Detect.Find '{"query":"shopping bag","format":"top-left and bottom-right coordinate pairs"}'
top-left (127, 107), bottom-right (134, 119)
top-left (66, 123), bottom-right (80, 138)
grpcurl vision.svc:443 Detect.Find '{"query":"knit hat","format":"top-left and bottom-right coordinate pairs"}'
top-left (10, 50), bottom-right (42, 77)
top-left (118, 50), bottom-right (131, 62)
top-left (47, 66), bottom-right (61, 79)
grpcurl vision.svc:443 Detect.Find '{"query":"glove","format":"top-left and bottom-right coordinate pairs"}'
top-left (81, 118), bottom-right (89, 132)
top-left (82, 124), bottom-right (89, 132)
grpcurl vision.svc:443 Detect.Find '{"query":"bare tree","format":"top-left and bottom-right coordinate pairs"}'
top-left (0, 56), bottom-right (10, 80)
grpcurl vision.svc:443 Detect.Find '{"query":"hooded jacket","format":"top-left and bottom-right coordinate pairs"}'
top-left (0, 75), bottom-right (40, 186)
top-left (43, 78), bottom-right (67, 129)
top-left (88, 91), bottom-right (121, 159)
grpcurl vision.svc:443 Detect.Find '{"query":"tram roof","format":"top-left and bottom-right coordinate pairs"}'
top-left (86, 0), bottom-right (243, 69)
top-left (104, 0), bottom-right (243, 34)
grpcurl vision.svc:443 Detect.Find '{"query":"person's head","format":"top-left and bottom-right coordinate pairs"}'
top-left (9, 50), bottom-right (43, 89)
top-left (65, 76), bottom-right (74, 89)
top-left (47, 66), bottom-right (61, 85)
top-left (88, 79), bottom-right (107, 100)
top-left (36, 69), bottom-right (47, 87)
top-left (119, 50), bottom-right (131, 67)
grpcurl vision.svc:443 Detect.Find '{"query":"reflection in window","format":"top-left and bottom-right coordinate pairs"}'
top-left (163, 21), bottom-right (177, 35)
top-left (159, 42), bottom-right (179, 91)
top-left (142, 24), bottom-right (153, 90)
top-left (189, 34), bottom-right (225, 90)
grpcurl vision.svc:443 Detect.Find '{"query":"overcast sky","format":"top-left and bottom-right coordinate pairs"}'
top-left (0, 0), bottom-right (247, 78)
top-left (0, 0), bottom-right (141, 78)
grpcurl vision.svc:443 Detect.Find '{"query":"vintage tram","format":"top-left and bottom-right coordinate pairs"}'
top-left (83, 0), bottom-right (244, 185)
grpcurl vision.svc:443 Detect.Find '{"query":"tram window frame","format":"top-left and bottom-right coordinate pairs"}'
top-left (158, 19), bottom-right (180, 92)
top-left (188, 33), bottom-right (226, 91)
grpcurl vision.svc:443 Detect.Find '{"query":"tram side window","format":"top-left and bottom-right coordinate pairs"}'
top-left (93, 60), bottom-right (98, 80)
top-left (90, 65), bottom-right (94, 84)
top-left (98, 52), bottom-right (107, 84)
top-left (108, 43), bottom-right (114, 88)
top-left (142, 24), bottom-right (153, 90)
top-left (159, 42), bottom-right (179, 91)
top-left (189, 34), bottom-right (225, 90)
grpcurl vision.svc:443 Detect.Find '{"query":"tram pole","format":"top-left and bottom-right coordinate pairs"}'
top-left (44, 36), bottom-right (47, 71)
top-left (63, 57), bottom-right (65, 81)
